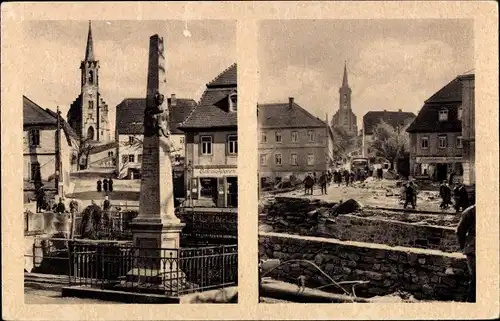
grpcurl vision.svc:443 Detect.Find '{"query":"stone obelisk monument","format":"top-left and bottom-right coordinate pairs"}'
top-left (127, 34), bottom-right (185, 289)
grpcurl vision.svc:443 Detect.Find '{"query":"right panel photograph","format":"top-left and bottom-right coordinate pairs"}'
top-left (257, 19), bottom-right (476, 303)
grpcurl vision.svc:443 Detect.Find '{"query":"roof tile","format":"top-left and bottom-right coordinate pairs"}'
top-left (258, 101), bottom-right (327, 129)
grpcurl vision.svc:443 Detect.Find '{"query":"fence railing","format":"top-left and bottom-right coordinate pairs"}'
top-left (68, 242), bottom-right (237, 296)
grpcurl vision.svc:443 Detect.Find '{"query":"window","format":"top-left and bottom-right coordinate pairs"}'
top-left (456, 136), bottom-right (463, 149)
top-left (29, 129), bottom-right (40, 146)
top-left (30, 162), bottom-right (40, 181)
top-left (180, 136), bottom-right (185, 144)
top-left (291, 153), bottom-right (298, 166)
top-left (129, 136), bottom-right (135, 144)
top-left (89, 101), bottom-right (94, 109)
top-left (275, 131), bottom-right (282, 143)
top-left (438, 109), bottom-right (448, 121)
top-left (421, 136), bottom-right (429, 149)
top-left (138, 154), bottom-right (143, 163)
top-left (308, 130), bottom-right (314, 142)
top-left (307, 153), bottom-right (315, 166)
top-left (108, 151), bottom-right (114, 157)
top-left (457, 106), bottom-right (463, 120)
top-left (261, 132), bottom-right (267, 143)
top-left (122, 155), bottom-right (128, 163)
top-left (229, 92), bottom-right (237, 112)
top-left (88, 113), bottom-right (93, 120)
top-left (275, 153), bottom-right (282, 166)
top-left (438, 135), bottom-right (448, 148)
top-left (201, 136), bottom-right (212, 155)
top-left (89, 71), bottom-right (94, 84)
top-left (227, 135), bottom-right (238, 155)
top-left (291, 131), bottom-right (298, 143)
top-left (128, 154), bottom-right (135, 163)
top-left (260, 154), bottom-right (267, 166)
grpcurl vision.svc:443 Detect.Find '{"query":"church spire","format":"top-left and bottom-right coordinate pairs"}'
top-left (342, 60), bottom-right (349, 87)
top-left (84, 21), bottom-right (95, 61)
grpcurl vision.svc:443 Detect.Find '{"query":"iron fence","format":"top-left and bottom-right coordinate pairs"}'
top-left (68, 242), bottom-right (237, 296)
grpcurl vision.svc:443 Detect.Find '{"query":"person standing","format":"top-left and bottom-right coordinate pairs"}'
top-left (103, 178), bottom-right (108, 193)
top-left (456, 204), bottom-right (476, 302)
top-left (35, 184), bottom-right (45, 213)
top-left (439, 181), bottom-right (452, 209)
top-left (97, 179), bottom-right (102, 193)
top-left (103, 195), bottom-right (111, 211)
top-left (404, 182), bottom-right (416, 209)
top-left (303, 174), bottom-right (314, 195)
top-left (459, 183), bottom-right (470, 211)
top-left (319, 172), bottom-right (327, 195)
top-left (108, 177), bottom-right (114, 192)
top-left (54, 197), bottom-right (66, 214)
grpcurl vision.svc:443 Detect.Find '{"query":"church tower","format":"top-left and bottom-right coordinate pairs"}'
top-left (68, 21), bottom-right (110, 142)
top-left (331, 61), bottom-right (358, 136)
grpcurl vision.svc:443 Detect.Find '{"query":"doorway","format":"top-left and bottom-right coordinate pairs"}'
top-left (436, 163), bottom-right (448, 182)
top-left (199, 178), bottom-right (218, 205)
top-left (226, 177), bottom-right (238, 208)
top-left (87, 126), bottom-right (95, 140)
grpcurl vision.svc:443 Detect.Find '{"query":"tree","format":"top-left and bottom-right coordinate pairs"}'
top-left (331, 126), bottom-right (358, 163)
top-left (369, 120), bottom-right (410, 170)
top-left (76, 137), bottom-right (94, 170)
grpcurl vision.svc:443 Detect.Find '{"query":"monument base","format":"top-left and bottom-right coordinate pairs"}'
top-left (123, 218), bottom-right (193, 295)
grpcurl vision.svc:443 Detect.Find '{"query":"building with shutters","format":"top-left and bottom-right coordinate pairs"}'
top-left (179, 63), bottom-right (238, 208)
top-left (258, 97), bottom-right (334, 188)
top-left (406, 74), bottom-right (473, 182)
top-left (23, 96), bottom-right (79, 202)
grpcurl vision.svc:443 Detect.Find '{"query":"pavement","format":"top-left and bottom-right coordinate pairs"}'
top-left (24, 282), bottom-right (109, 304)
top-left (264, 179), bottom-right (455, 213)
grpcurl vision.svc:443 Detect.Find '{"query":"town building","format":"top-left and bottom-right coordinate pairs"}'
top-left (362, 110), bottom-right (416, 158)
top-left (458, 74), bottom-right (475, 186)
top-left (331, 62), bottom-right (358, 136)
top-left (258, 97), bottom-right (334, 188)
top-left (406, 75), bottom-right (468, 182)
top-left (179, 63), bottom-right (238, 208)
top-left (67, 21), bottom-right (110, 142)
top-left (23, 96), bottom-right (79, 202)
top-left (114, 95), bottom-right (196, 188)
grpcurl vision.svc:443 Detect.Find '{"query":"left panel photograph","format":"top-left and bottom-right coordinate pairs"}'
top-left (23, 20), bottom-right (238, 304)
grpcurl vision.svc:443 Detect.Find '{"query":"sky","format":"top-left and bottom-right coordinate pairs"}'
top-left (258, 19), bottom-right (474, 128)
top-left (23, 20), bottom-right (236, 139)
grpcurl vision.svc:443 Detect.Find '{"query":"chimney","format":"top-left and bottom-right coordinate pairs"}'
top-left (398, 108), bottom-right (402, 112)
top-left (289, 97), bottom-right (294, 108)
top-left (171, 94), bottom-right (177, 107)
top-left (383, 109), bottom-right (387, 112)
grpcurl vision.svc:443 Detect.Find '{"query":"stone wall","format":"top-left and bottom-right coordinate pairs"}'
top-left (260, 197), bottom-right (460, 253)
top-left (316, 215), bottom-right (459, 253)
top-left (259, 232), bottom-right (469, 301)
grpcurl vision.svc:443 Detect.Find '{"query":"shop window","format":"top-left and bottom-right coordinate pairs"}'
top-left (308, 130), bottom-right (314, 142)
top-left (291, 131), bottom-right (298, 143)
top-left (438, 135), bottom-right (447, 148)
top-left (227, 135), bottom-right (238, 155)
top-left (260, 154), bottom-right (267, 166)
top-left (201, 136), bottom-right (212, 155)
top-left (275, 153), bottom-right (282, 166)
top-left (421, 163), bottom-right (429, 175)
top-left (261, 132), bottom-right (267, 143)
top-left (456, 136), bottom-right (463, 148)
top-left (29, 129), bottom-right (40, 146)
top-left (128, 154), bottom-right (135, 163)
top-left (275, 131), bottom-right (282, 143)
top-left (291, 153), bottom-right (298, 166)
top-left (438, 109), bottom-right (448, 121)
top-left (307, 153), bottom-right (315, 166)
top-left (30, 162), bottom-right (41, 181)
top-left (421, 136), bottom-right (429, 149)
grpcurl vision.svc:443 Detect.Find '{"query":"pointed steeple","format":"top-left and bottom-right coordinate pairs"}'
top-left (84, 21), bottom-right (95, 61)
top-left (342, 60), bottom-right (349, 87)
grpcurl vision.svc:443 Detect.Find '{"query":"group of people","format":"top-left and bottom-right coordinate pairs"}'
top-left (302, 167), bottom-right (373, 196)
top-left (439, 180), bottom-right (470, 213)
top-left (96, 177), bottom-right (114, 193)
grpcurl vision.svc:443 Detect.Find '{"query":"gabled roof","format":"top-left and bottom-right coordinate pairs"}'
top-left (23, 96), bottom-right (57, 126)
top-left (181, 64), bottom-right (237, 130)
top-left (363, 111), bottom-right (416, 135)
top-left (425, 77), bottom-right (462, 104)
top-left (115, 97), bottom-right (197, 135)
top-left (23, 95), bottom-right (79, 147)
top-left (407, 75), bottom-right (467, 133)
top-left (206, 63), bottom-right (237, 88)
top-left (258, 101), bottom-right (327, 129)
